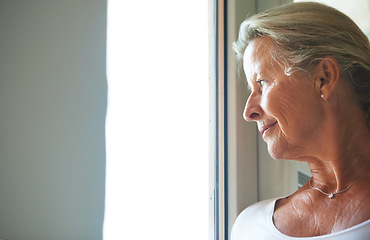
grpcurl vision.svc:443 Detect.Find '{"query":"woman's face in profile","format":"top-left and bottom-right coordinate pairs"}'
top-left (243, 37), bottom-right (325, 160)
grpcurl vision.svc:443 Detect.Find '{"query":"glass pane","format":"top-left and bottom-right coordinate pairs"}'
top-left (104, 1), bottom-right (209, 239)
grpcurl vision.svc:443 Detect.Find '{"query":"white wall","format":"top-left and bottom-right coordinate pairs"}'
top-left (0, 1), bottom-right (107, 239)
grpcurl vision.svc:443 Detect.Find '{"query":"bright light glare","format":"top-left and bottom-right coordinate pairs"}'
top-left (104, 1), bottom-right (209, 239)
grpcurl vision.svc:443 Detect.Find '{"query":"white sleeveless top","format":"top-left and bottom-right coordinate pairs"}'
top-left (231, 198), bottom-right (370, 240)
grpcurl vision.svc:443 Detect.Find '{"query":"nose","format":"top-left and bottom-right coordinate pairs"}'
top-left (243, 92), bottom-right (263, 121)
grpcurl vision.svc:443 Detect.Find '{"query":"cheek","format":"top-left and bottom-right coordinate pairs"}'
top-left (262, 86), bottom-right (303, 119)
top-left (262, 86), bottom-right (320, 136)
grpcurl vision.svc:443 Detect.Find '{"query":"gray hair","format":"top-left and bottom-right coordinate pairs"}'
top-left (233, 2), bottom-right (370, 122)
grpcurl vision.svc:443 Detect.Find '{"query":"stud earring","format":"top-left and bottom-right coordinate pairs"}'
top-left (321, 94), bottom-right (324, 98)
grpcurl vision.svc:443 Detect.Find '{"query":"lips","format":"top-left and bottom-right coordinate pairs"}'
top-left (259, 121), bottom-right (277, 136)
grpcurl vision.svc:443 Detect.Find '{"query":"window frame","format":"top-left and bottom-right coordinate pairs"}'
top-left (212, 1), bottom-right (294, 239)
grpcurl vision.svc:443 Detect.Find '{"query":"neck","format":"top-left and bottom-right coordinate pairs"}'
top-left (307, 110), bottom-right (370, 193)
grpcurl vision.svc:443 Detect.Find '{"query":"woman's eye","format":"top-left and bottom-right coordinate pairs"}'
top-left (256, 79), bottom-right (266, 87)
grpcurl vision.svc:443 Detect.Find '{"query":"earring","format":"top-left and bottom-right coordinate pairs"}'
top-left (321, 94), bottom-right (324, 98)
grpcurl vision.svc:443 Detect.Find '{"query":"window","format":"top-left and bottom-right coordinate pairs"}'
top-left (103, 1), bottom-right (209, 239)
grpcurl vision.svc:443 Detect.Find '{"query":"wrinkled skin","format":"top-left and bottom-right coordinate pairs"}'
top-left (243, 37), bottom-right (325, 160)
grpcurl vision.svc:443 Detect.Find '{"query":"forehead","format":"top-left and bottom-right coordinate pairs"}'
top-left (243, 37), bottom-right (277, 86)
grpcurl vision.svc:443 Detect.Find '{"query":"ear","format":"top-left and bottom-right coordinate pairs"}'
top-left (314, 57), bottom-right (341, 100)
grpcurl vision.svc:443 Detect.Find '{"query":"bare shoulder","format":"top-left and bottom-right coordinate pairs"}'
top-left (273, 191), bottom-right (319, 237)
top-left (273, 185), bottom-right (370, 237)
top-left (334, 184), bottom-right (370, 230)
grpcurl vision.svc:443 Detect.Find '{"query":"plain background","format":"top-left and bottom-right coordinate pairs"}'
top-left (0, 1), bottom-right (107, 239)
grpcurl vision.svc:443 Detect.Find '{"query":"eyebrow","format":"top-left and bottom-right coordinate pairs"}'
top-left (246, 79), bottom-right (256, 93)
top-left (245, 73), bottom-right (258, 92)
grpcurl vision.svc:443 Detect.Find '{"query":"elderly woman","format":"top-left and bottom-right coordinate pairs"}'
top-left (231, 2), bottom-right (370, 239)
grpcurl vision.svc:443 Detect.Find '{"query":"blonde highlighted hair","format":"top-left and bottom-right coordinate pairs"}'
top-left (233, 2), bottom-right (370, 122)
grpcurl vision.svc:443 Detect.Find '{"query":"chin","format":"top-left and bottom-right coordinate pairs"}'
top-left (267, 150), bottom-right (281, 160)
top-left (267, 142), bottom-right (287, 160)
